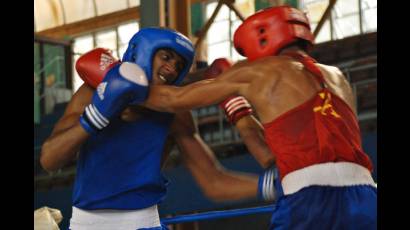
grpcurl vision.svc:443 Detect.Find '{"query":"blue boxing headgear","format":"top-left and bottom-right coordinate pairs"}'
top-left (122, 27), bottom-right (195, 85)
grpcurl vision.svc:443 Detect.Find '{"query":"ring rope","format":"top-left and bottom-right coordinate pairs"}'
top-left (162, 204), bottom-right (275, 225)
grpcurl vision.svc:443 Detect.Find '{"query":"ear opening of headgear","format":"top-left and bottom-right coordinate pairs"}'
top-left (233, 5), bottom-right (314, 61)
top-left (122, 27), bottom-right (195, 85)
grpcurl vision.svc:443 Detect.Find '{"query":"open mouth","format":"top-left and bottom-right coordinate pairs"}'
top-left (159, 74), bottom-right (167, 83)
top-left (158, 71), bottom-right (177, 84)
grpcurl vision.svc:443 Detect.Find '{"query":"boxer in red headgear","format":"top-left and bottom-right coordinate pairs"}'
top-left (143, 5), bottom-right (377, 230)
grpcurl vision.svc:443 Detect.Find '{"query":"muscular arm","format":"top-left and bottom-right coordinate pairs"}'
top-left (40, 84), bottom-right (93, 173)
top-left (235, 115), bottom-right (275, 169)
top-left (143, 66), bottom-right (254, 113)
top-left (171, 111), bottom-right (258, 201)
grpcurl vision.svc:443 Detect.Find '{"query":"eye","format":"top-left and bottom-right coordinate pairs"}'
top-left (162, 54), bottom-right (171, 61)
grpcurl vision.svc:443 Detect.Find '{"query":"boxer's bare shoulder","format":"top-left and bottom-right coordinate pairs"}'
top-left (315, 63), bottom-right (346, 86)
top-left (315, 63), bottom-right (356, 111)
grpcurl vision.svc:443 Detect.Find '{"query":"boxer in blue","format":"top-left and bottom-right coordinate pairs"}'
top-left (40, 28), bottom-right (277, 230)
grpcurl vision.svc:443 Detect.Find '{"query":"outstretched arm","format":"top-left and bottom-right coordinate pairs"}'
top-left (142, 65), bottom-right (255, 113)
top-left (143, 79), bottom-right (239, 113)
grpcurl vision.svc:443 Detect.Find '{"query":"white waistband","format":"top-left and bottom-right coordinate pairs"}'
top-left (70, 205), bottom-right (160, 230)
top-left (281, 162), bottom-right (376, 195)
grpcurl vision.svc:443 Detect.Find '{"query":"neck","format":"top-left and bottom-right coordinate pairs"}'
top-left (277, 46), bottom-right (307, 56)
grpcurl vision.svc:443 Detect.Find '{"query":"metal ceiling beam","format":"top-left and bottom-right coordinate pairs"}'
top-left (225, 0), bottom-right (245, 21)
top-left (36, 7), bottom-right (140, 39)
top-left (194, 0), bottom-right (224, 50)
top-left (313, 0), bottom-right (338, 38)
top-left (193, 0), bottom-right (246, 51)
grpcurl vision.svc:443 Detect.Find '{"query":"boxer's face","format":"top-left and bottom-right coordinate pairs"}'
top-left (152, 48), bottom-right (186, 85)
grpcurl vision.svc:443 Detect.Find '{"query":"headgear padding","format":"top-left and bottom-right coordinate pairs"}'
top-left (122, 27), bottom-right (195, 85)
top-left (233, 6), bottom-right (314, 61)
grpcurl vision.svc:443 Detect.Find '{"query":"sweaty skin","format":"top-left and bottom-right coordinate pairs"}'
top-left (143, 50), bottom-right (356, 125)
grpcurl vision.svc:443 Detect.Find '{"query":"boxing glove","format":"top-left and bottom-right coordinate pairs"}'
top-left (204, 58), bottom-right (254, 124)
top-left (75, 48), bottom-right (120, 88)
top-left (79, 62), bottom-right (149, 135)
top-left (203, 58), bottom-right (233, 79)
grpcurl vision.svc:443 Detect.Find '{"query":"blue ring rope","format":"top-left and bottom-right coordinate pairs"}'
top-left (162, 204), bottom-right (275, 225)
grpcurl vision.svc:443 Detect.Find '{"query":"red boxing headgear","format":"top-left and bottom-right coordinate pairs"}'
top-left (233, 5), bottom-right (314, 61)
